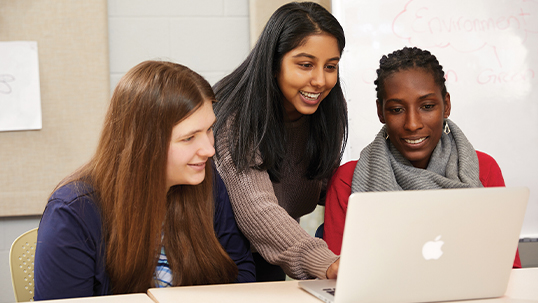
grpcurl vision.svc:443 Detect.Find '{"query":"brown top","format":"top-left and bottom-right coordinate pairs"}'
top-left (214, 116), bottom-right (338, 279)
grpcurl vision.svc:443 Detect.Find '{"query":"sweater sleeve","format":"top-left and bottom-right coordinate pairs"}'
top-left (34, 185), bottom-right (108, 300)
top-left (213, 170), bottom-right (256, 282)
top-left (214, 134), bottom-right (338, 280)
top-left (476, 151), bottom-right (521, 268)
top-left (324, 161), bottom-right (358, 255)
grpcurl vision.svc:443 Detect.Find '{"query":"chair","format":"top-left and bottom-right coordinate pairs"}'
top-left (10, 228), bottom-right (38, 302)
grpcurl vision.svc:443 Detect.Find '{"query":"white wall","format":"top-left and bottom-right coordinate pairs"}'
top-left (108, 0), bottom-right (251, 89)
top-left (0, 1), bottom-right (251, 302)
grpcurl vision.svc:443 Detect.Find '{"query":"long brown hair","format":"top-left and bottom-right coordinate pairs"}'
top-left (57, 61), bottom-right (237, 293)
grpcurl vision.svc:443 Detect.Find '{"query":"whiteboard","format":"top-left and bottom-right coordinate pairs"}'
top-left (0, 41), bottom-right (42, 132)
top-left (333, 0), bottom-right (538, 237)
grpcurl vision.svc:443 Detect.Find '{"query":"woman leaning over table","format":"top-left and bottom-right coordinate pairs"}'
top-left (34, 61), bottom-right (255, 300)
top-left (212, 2), bottom-right (348, 281)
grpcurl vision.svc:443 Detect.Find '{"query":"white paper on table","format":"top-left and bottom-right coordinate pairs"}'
top-left (0, 41), bottom-right (42, 132)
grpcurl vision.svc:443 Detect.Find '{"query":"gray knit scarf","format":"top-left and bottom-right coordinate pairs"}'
top-left (351, 119), bottom-right (483, 193)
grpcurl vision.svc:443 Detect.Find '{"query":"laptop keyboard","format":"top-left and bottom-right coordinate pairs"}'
top-left (323, 288), bottom-right (336, 296)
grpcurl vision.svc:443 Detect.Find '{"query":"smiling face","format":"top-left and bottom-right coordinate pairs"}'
top-left (377, 68), bottom-right (451, 169)
top-left (165, 99), bottom-right (216, 189)
top-left (277, 33), bottom-right (340, 121)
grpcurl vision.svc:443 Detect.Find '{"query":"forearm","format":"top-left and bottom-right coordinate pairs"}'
top-left (215, 153), bottom-right (337, 279)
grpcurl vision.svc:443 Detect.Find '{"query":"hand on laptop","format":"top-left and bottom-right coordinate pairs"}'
top-left (326, 258), bottom-right (340, 279)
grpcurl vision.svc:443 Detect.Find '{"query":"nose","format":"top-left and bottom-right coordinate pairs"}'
top-left (404, 108), bottom-right (423, 132)
top-left (310, 66), bottom-right (326, 88)
top-left (198, 133), bottom-right (215, 158)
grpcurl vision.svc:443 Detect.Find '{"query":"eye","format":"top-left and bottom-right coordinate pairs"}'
top-left (325, 64), bottom-right (338, 71)
top-left (389, 107), bottom-right (404, 114)
top-left (182, 136), bottom-right (194, 142)
top-left (299, 63), bottom-right (313, 68)
top-left (422, 104), bottom-right (435, 110)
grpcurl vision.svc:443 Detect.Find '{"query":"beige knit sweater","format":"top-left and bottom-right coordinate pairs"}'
top-left (214, 116), bottom-right (339, 280)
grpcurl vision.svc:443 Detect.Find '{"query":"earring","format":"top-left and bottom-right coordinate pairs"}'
top-left (385, 131), bottom-right (389, 139)
top-left (444, 122), bottom-right (451, 135)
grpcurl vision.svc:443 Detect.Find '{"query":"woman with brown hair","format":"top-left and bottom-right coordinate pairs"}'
top-left (34, 60), bottom-right (255, 300)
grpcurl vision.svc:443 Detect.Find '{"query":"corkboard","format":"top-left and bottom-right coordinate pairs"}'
top-left (0, 0), bottom-right (109, 216)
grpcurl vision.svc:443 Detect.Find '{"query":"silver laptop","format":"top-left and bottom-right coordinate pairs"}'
top-left (299, 186), bottom-right (529, 303)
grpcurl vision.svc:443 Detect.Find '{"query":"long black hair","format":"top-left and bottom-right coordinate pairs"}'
top-left (213, 2), bottom-right (347, 182)
top-left (375, 46), bottom-right (447, 103)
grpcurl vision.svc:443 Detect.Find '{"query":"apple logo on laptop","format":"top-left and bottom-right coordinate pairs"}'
top-left (422, 235), bottom-right (444, 260)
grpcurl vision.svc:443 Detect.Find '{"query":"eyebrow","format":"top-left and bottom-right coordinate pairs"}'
top-left (292, 53), bottom-right (340, 61)
top-left (385, 93), bottom-right (438, 104)
top-left (418, 93), bottom-right (437, 100)
top-left (175, 120), bottom-right (215, 140)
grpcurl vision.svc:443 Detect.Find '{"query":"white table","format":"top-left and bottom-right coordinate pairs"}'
top-left (34, 293), bottom-right (154, 303)
top-left (147, 268), bottom-right (538, 303)
top-left (148, 280), bottom-right (321, 303)
top-left (504, 268), bottom-right (538, 300)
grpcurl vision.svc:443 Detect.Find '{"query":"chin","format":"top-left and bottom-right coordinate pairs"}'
top-left (299, 107), bottom-right (320, 116)
top-left (189, 176), bottom-right (206, 185)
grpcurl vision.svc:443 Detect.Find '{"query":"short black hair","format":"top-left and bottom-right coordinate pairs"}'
top-left (374, 47), bottom-right (447, 102)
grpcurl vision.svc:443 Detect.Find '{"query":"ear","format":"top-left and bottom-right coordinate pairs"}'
top-left (443, 92), bottom-right (451, 118)
top-left (376, 99), bottom-right (386, 124)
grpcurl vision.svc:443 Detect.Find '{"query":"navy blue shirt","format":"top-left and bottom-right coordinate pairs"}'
top-left (34, 171), bottom-right (255, 300)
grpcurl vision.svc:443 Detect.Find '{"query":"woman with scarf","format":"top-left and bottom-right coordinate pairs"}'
top-left (323, 46), bottom-right (521, 268)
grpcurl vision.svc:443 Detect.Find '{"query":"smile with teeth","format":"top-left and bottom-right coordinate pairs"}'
top-left (189, 161), bottom-right (206, 167)
top-left (300, 91), bottom-right (321, 100)
top-left (404, 137), bottom-right (426, 144)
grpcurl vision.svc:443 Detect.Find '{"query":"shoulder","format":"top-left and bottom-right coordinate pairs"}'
top-left (49, 182), bottom-right (97, 208)
top-left (476, 150), bottom-right (502, 173)
top-left (329, 160), bottom-right (357, 186)
top-left (45, 182), bottom-right (101, 227)
top-left (38, 183), bottom-right (104, 266)
top-left (50, 182), bottom-right (95, 203)
top-left (36, 182), bottom-right (107, 299)
top-left (339, 160), bottom-right (358, 175)
top-left (476, 150), bottom-right (498, 166)
top-left (476, 151), bottom-right (505, 187)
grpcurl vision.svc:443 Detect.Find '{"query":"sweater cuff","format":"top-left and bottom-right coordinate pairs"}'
top-left (303, 245), bottom-right (339, 279)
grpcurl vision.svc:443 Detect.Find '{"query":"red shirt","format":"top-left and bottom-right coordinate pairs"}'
top-left (323, 150), bottom-right (522, 268)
